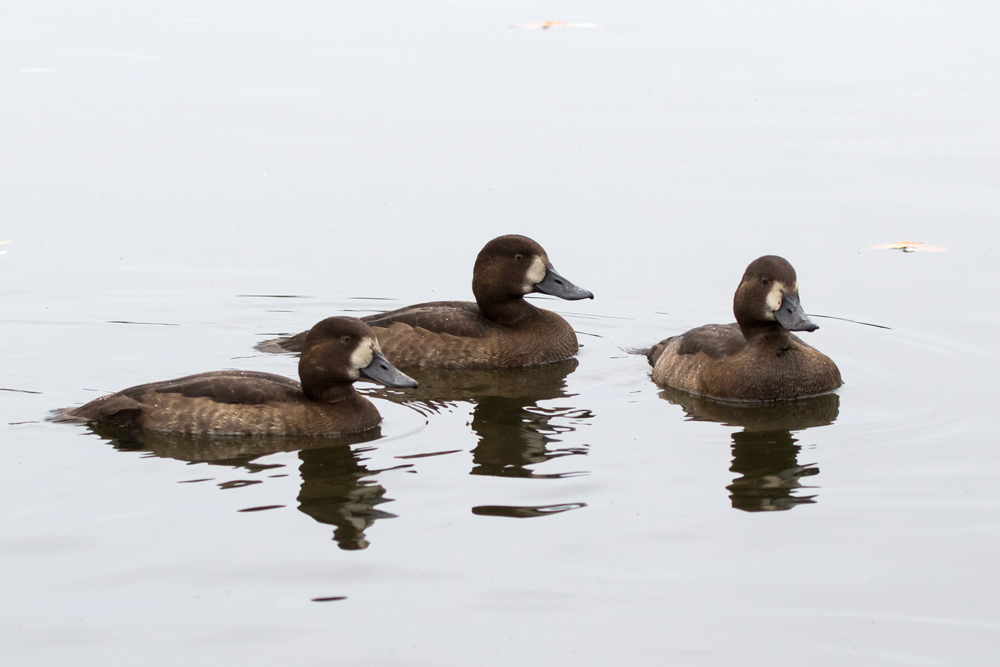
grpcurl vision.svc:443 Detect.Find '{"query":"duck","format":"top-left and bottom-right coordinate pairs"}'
top-left (257, 234), bottom-right (594, 369)
top-left (647, 255), bottom-right (841, 401)
top-left (51, 317), bottom-right (418, 435)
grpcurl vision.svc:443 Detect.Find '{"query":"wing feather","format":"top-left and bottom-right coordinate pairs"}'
top-left (126, 371), bottom-right (303, 405)
top-left (675, 324), bottom-right (746, 359)
top-left (362, 301), bottom-right (491, 338)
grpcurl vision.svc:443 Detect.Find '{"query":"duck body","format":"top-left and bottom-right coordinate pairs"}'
top-left (52, 317), bottom-right (418, 435)
top-left (365, 300), bottom-right (579, 369)
top-left (649, 256), bottom-right (842, 402)
top-left (52, 371), bottom-right (382, 436)
top-left (258, 235), bottom-right (593, 369)
top-left (649, 324), bottom-right (841, 401)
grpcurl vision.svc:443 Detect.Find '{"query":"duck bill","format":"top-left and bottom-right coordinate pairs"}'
top-left (360, 351), bottom-right (419, 388)
top-left (774, 293), bottom-right (819, 332)
top-left (533, 266), bottom-right (594, 301)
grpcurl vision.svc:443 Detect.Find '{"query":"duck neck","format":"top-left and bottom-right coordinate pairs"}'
top-left (737, 320), bottom-right (791, 348)
top-left (302, 381), bottom-right (358, 404)
top-left (476, 295), bottom-right (539, 326)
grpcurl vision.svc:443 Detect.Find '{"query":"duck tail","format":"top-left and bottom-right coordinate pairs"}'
top-left (623, 343), bottom-right (668, 367)
top-left (645, 337), bottom-right (677, 367)
top-left (254, 331), bottom-right (306, 355)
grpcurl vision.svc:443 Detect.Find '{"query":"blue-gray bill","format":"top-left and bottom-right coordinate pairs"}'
top-left (360, 351), bottom-right (419, 388)
top-left (533, 266), bottom-right (594, 301)
top-left (774, 293), bottom-right (819, 332)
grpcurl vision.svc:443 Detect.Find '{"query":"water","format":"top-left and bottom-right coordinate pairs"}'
top-left (4, 1), bottom-right (1000, 664)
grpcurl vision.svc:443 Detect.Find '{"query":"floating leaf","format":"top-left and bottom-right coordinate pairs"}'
top-left (511, 21), bottom-right (598, 30)
top-left (869, 241), bottom-right (947, 253)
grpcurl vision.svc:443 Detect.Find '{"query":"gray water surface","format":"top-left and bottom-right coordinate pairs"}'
top-left (3, 1), bottom-right (1000, 665)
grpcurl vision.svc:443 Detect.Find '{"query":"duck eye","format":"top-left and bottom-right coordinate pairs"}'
top-left (514, 253), bottom-right (524, 261)
top-left (761, 278), bottom-right (770, 286)
top-left (341, 335), bottom-right (352, 344)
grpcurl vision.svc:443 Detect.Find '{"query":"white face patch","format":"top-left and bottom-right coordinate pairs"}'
top-left (522, 255), bottom-right (547, 293)
top-left (763, 281), bottom-right (786, 319)
top-left (348, 337), bottom-right (376, 378)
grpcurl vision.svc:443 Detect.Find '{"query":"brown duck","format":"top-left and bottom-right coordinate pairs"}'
top-left (648, 256), bottom-right (842, 401)
top-left (257, 235), bottom-right (594, 369)
top-left (51, 317), bottom-right (418, 435)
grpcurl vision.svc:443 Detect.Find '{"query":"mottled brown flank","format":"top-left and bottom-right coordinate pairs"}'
top-left (51, 370), bottom-right (381, 435)
top-left (255, 235), bottom-right (583, 369)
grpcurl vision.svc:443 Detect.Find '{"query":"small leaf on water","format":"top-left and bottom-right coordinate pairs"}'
top-left (511, 21), bottom-right (598, 30)
top-left (869, 241), bottom-right (947, 253)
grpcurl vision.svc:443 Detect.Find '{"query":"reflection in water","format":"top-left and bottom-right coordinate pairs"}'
top-left (368, 359), bottom-right (592, 479)
top-left (82, 423), bottom-right (402, 549)
top-left (728, 430), bottom-right (819, 511)
top-left (659, 389), bottom-right (840, 512)
top-left (470, 398), bottom-right (591, 479)
top-left (297, 445), bottom-right (407, 550)
top-left (471, 503), bottom-right (586, 518)
top-left (366, 359), bottom-right (591, 516)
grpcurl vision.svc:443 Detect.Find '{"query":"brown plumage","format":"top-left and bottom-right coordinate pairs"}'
top-left (256, 235), bottom-right (594, 369)
top-left (649, 256), bottom-right (842, 401)
top-left (50, 317), bottom-right (417, 435)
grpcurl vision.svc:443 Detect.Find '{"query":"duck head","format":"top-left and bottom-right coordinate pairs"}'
top-left (733, 256), bottom-right (818, 339)
top-left (472, 234), bottom-right (593, 323)
top-left (299, 317), bottom-right (418, 401)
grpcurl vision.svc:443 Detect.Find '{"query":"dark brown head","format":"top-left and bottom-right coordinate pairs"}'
top-left (733, 256), bottom-right (818, 339)
top-left (299, 317), bottom-right (417, 401)
top-left (471, 234), bottom-right (593, 324)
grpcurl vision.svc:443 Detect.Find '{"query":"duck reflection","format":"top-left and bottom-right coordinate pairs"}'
top-left (659, 388), bottom-right (839, 512)
top-left (297, 444), bottom-right (405, 550)
top-left (366, 358), bottom-right (591, 479)
top-left (82, 423), bottom-right (400, 549)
